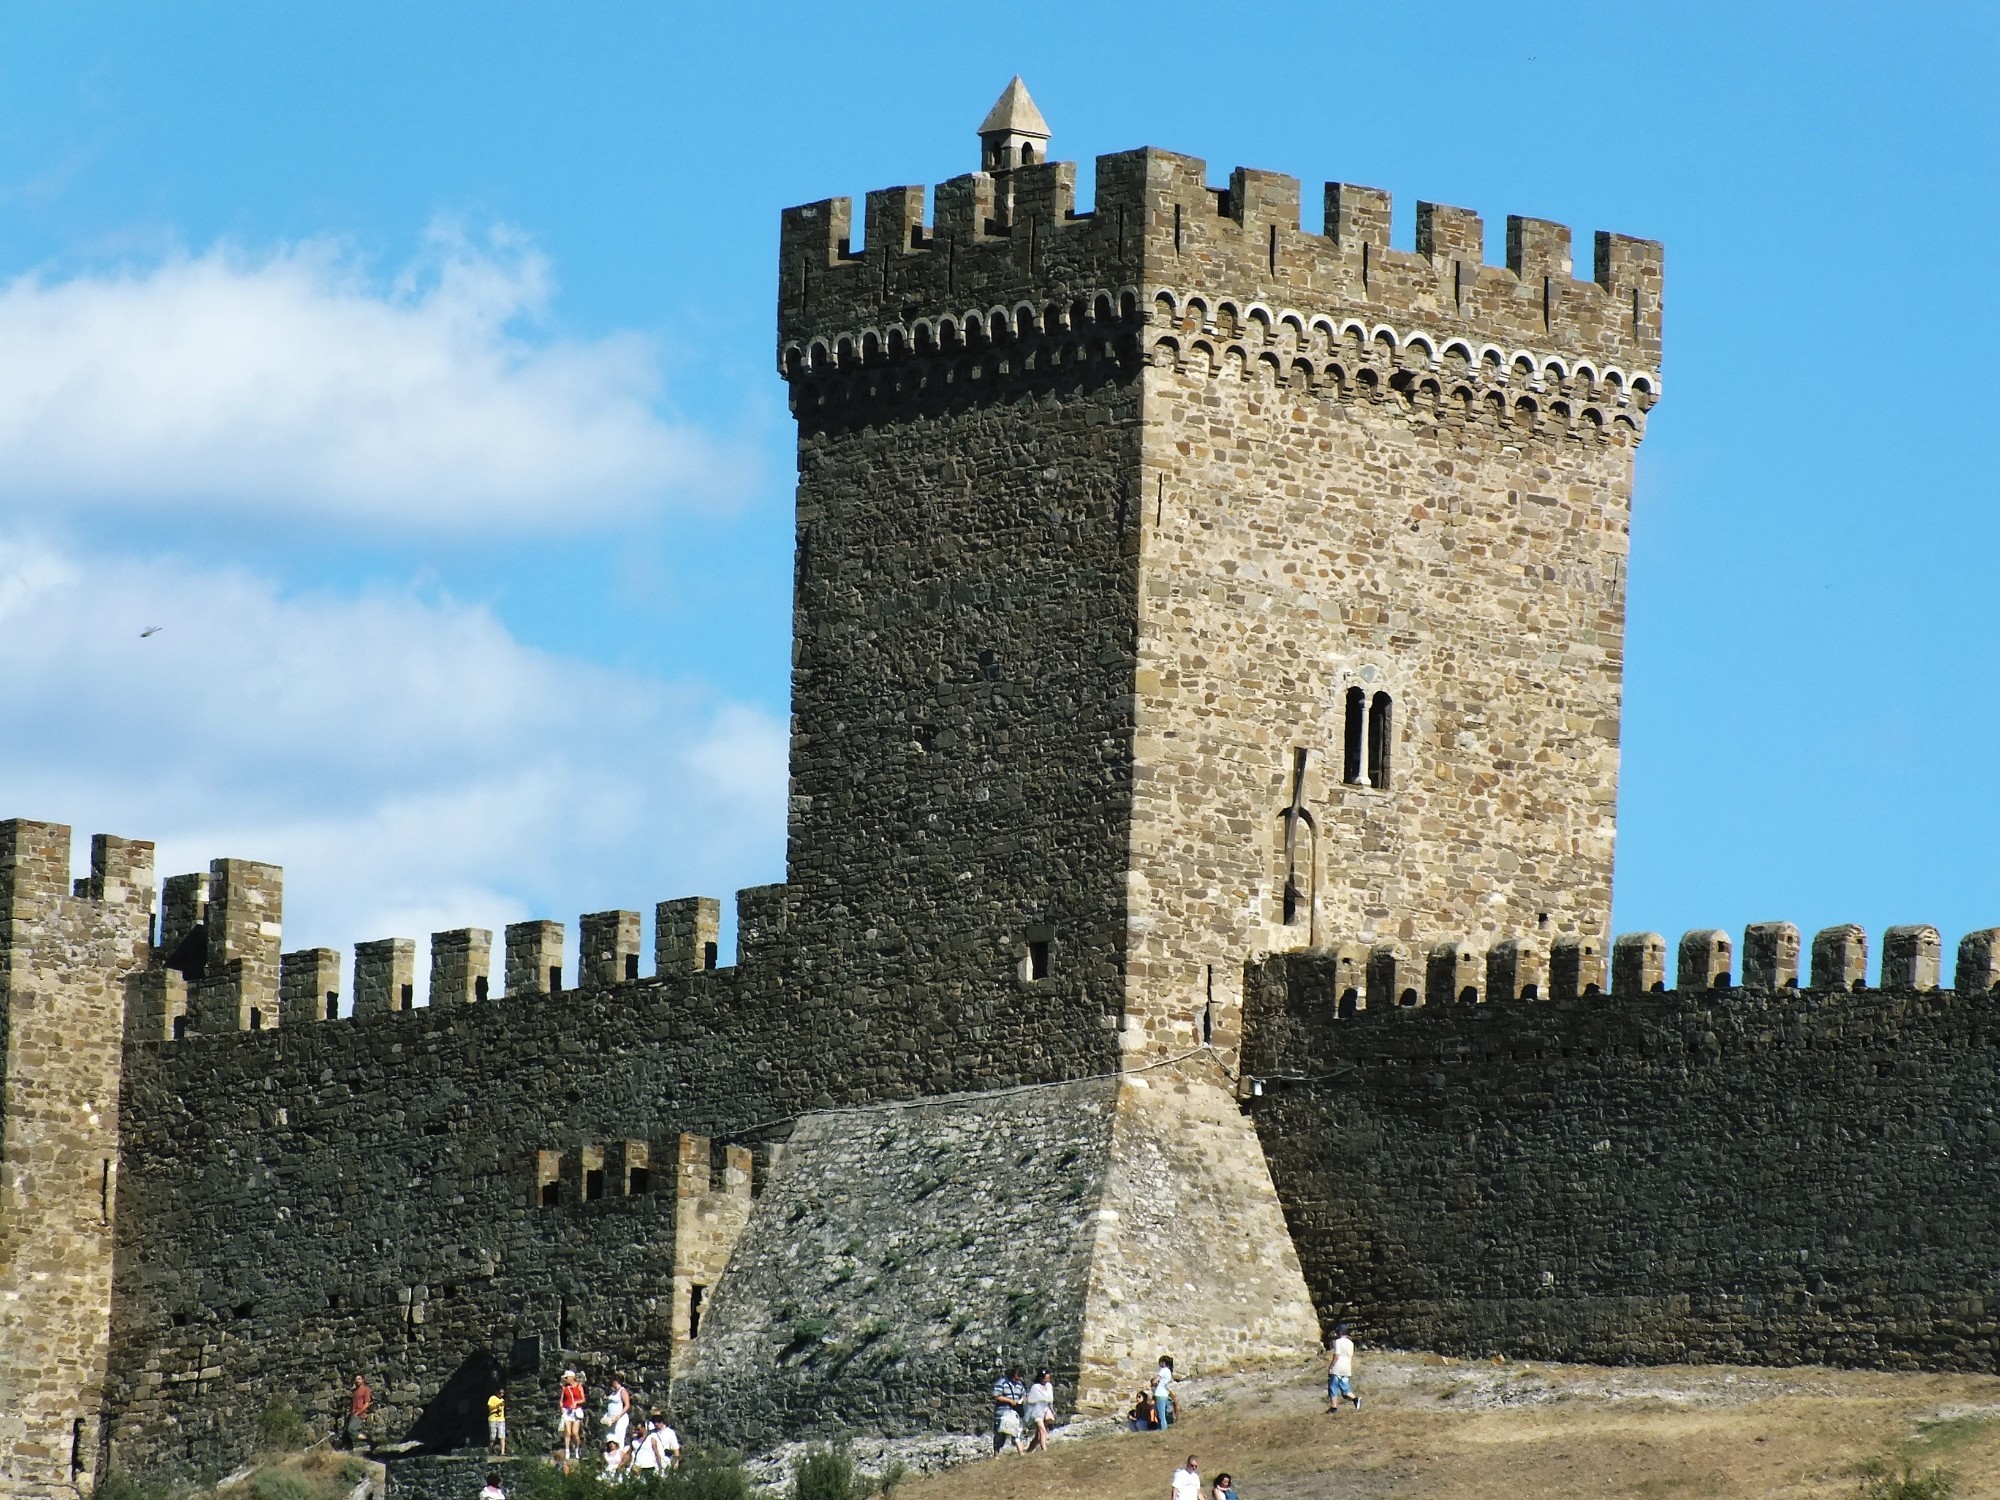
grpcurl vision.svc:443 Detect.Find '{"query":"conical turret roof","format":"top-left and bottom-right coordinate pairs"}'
top-left (978, 76), bottom-right (1050, 140)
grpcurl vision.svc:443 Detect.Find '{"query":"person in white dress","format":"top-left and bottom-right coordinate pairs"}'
top-left (1023, 1368), bottom-right (1055, 1451)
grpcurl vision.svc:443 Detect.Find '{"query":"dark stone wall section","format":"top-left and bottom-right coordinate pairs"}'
top-left (105, 967), bottom-right (792, 1482)
top-left (1244, 951), bottom-right (2000, 1372)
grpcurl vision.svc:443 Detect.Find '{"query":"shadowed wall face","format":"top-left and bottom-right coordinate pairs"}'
top-left (784, 369), bottom-right (1145, 1091)
top-left (1245, 950), bottom-right (2000, 1369)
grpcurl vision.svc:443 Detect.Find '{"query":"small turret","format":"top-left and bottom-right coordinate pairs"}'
top-left (977, 75), bottom-right (1050, 172)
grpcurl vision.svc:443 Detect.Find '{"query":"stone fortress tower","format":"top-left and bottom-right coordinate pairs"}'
top-left (777, 76), bottom-right (1658, 1074)
top-left (42, 81), bottom-right (2000, 1498)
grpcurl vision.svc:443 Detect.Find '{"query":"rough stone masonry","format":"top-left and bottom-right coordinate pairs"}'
top-left (7, 78), bottom-right (1992, 1500)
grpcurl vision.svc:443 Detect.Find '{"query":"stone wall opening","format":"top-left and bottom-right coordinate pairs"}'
top-left (1342, 687), bottom-right (1365, 785)
top-left (1367, 692), bottom-right (1393, 790)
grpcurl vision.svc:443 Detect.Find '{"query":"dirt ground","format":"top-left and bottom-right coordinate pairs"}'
top-left (893, 1353), bottom-right (2000, 1500)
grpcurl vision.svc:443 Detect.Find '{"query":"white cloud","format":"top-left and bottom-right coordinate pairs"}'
top-left (0, 532), bottom-right (788, 998)
top-left (0, 228), bottom-right (729, 527)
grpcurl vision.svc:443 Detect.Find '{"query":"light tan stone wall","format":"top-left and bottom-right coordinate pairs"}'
top-left (1076, 1077), bottom-right (1322, 1409)
top-left (0, 824), bottom-right (154, 1498)
top-left (670, 1135), bottom-right (753, 1356)
top-left (1121, 357), bottom-right (1635, 1066)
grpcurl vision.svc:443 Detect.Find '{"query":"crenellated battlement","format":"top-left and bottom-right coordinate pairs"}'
top-left (0, 816), bottom-right (797, 1058)
top-left (778, 142), bottom-right (1662, 411)
top-left (1251, 920), bottom-right (2000, 1029)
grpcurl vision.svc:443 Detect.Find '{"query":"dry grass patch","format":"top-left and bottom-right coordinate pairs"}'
top-left (895, 1355), bottom-right (2000, 1500)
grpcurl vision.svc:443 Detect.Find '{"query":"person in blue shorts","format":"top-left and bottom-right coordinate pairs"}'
top-left (1326, 1322), bottom-right (1360, 1413)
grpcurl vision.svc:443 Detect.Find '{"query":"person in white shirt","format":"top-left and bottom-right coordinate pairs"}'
top-left (1152, 1356), bottom-right (1176, 1430)
top-left (1326, 1322), bottom-right (1361, 1412)
top-left (657, 1422), bottom-right (681, 1470)
top-left (478, 1472), bottom-right (505, 1500)
top-left (630, 1418), bottom-right (664, 1476)
top-left (1169, 1455), bottom-right (1201, 1500)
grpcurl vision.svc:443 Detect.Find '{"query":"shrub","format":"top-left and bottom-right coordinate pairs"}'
top-left (1858, 1457), bottom-right (1959, 1500)
top-left (512, 1452), bottom-right (749, 1500)
top-left (792, 1446), bottom-right (857, 1500)
top-left (253, 1400), bottom-right (313, 1455)
top-left (248, 1471), bottom-right (314, 1500)
top-left (96, 1473), bottom-right (170, 1500)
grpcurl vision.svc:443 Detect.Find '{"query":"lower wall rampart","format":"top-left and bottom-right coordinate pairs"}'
top-left (104, 963), bottom-right (802, 1483)
top-left (101, 878), bottom-right (1133, 1484)
top-left (1244, 950), bottom-right (2000, 1372)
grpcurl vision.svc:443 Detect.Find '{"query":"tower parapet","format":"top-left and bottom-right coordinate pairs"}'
top-left (780, 111), bottom-right (1661, 412)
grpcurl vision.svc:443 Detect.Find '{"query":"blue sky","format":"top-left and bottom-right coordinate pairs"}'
top-left (3, 3), bottom-right (1996, 986)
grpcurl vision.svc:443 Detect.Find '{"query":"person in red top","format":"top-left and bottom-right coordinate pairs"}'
top-left (345, 1374), bottom-right (372, 1450)
top-left (558, 1370), bottom-right (586, 1462)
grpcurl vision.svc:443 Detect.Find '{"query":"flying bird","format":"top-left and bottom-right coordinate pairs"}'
top-left (139, 626), bottom-right (163, 638)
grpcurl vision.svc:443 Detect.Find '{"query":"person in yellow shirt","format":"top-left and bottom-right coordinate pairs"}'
top-left (487, 1388), bottom-right (507, 1456)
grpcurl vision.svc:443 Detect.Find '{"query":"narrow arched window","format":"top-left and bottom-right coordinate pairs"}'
top-left (1367, 692), bottom-right (1393, 789)
top-left (1342, 687), bottom-right (1365, 785)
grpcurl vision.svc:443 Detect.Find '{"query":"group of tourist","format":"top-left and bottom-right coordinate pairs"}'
top-left (988, 1366), bottom-right (1058, 1453)
top-left (557, 1369), bottom-right (683, 1476)
top-left (340, 1366), bottom-right (685, 1476)
top-left (993, 1324), bottom-right (1361, 1495)
top-left (1122, 1355), bottom-right (1180, 1433)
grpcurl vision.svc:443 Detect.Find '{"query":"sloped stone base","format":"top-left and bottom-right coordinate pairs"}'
top-left (1076, 1074), bottom-right (1324, 1410)
top-left (676, 1072), bottom-right (1319, 1449)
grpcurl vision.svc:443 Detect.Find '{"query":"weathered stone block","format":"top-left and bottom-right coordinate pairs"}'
top-left (1487, 937), bottom-right (1547, 1002)
top-left (429, 928), bottom-right (493, 1006)
top-left (1324, 941), bottom-right (1368, 1013)
top-left (1549, 935), bottom-right (1605, 1001)
top-left (1677, 929), bottom-right (1732, 991)
top-left (1425, 940), bottom-right (1482, 1006)
top-left (1882, 925), bottom-right (1941, 991)
top-left (280, 948), bottom-right (341, 1025)
top-left (1366, 941), bottom-right (1416, 1009)
top-left (353, 937), bottom-right (416, 1017)
top-left (504, 919), bottom-right (565, 996)
top-left (1811, 925), bottom-right (1869, 991)
top-left (1612, 932), bottom-right (1666, 996)
top-left (580, 910), bottom-right (642, 988)
top-left (656, 897), bottom-right (722, 975)
top-left (1742, 922), bottom-right (1801, 991)
top-left (736, 885), bottom-right (789, 966)
top-left (1955, 928), bottom-right (2000, 993)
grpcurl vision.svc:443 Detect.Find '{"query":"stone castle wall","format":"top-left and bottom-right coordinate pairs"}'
top-left (1243, 937), bottom-right (2000, 1370)
top-left (100, 932), bottom-right (823, 1483)
top-left (0, 825), bottom-right (155, 1500)
top-left (2, 108), bottom-right (1701, 1496)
